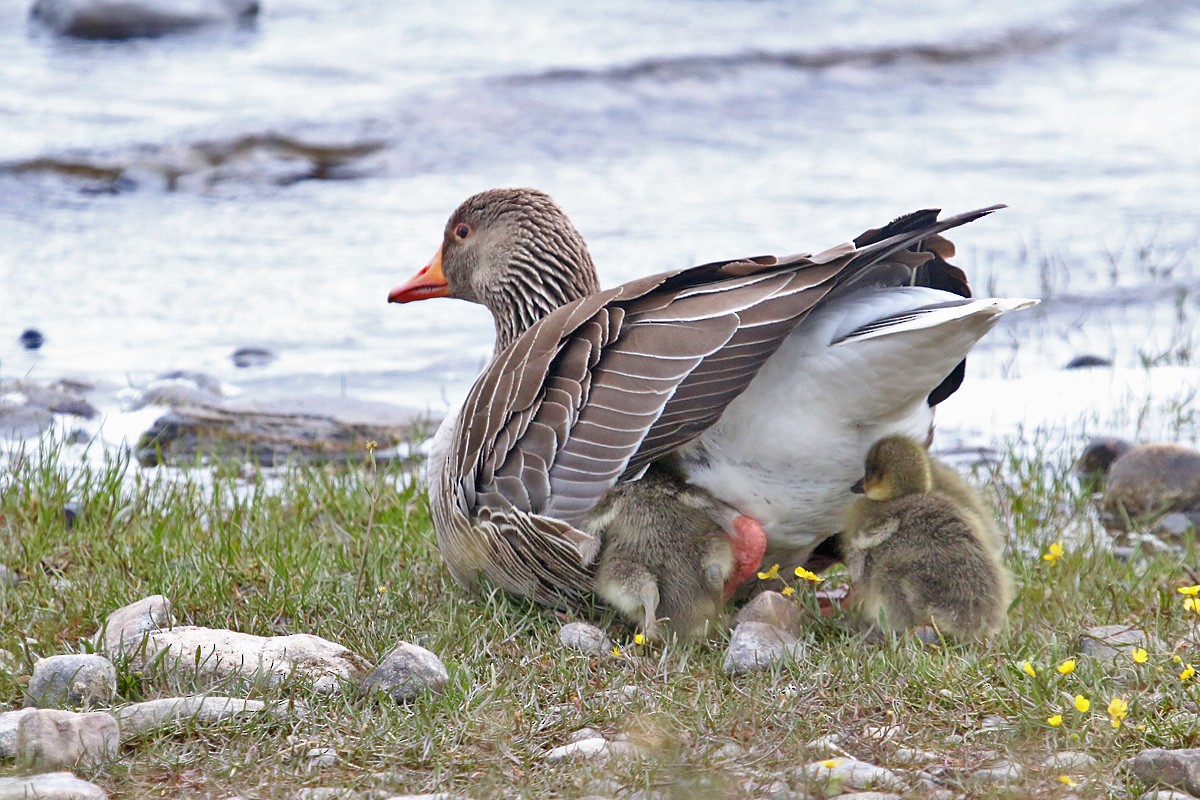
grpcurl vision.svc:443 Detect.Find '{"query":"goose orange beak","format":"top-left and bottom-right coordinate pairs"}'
top-left (388, 246), bottom-right (449, 303)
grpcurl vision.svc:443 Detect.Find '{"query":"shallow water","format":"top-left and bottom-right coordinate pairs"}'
top-left (2, 0), bottom-right (1198, 449)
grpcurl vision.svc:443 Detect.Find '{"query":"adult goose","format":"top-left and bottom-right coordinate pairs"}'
top-left (389, 188), bottom-right (1033, 609)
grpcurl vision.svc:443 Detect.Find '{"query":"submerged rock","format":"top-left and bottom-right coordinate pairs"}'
top-left (18, 328), bottom-right (45, 350)
top-left (0, 379), bottom-right (97, 437)
top-left (30, 0), bottom-right (260, 40)
top-left (135, 395), bottom-right (428, 467)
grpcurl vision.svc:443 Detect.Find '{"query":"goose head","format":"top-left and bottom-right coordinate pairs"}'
top-left (852, 435), bottom-right (934, 500)
top-left (388, 188), bottom-right (601, 351)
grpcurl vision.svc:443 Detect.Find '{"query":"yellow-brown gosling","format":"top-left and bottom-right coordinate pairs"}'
top-left (842, 435), bottom-right (1013, 640)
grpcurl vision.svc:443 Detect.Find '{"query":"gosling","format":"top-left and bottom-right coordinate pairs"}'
top-left (842, 435), bottom-right (1013, 640)
top-left (588, 456), bottom-right (735, 640)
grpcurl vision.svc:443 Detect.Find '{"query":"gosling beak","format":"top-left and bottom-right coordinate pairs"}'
top-left (388, 245), bottom-right (449, 303)
top-left (850, 478), bottom-right (865, 494)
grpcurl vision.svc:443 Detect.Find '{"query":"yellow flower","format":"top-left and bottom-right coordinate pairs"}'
top-left (1021, 660), bottom-right (1037, 677)
top-left (794, 566), bottom-right (822, 583)
top-left (1047, 714), bottom-right (1063, 727)
top-left (757, 563), bottom-right (781, 581)
top-left (1178, 585), bottom-right (1200, 596)
top-left (820, 758), bottom-right (844, 769)
top-left (1108, 697), bottom-right (1128, 728)
top-left (611, 645), bottom-right (621, 657)
top-left (634, 633), bottom-right (646, 646)
top-left (1059, 775), bottom-right (1078, 787)
top-left (1042, 540), bottom-right (1064, 564)
top-left (1174, 654), bottom-right (1184, 663)
top-left (1181, 665), bottom-right (1196, 681)
top-left (781, 586), bottom-right (796, 597)
top-left (377, 584), bottom-right (388, 594)
top-left (1185, 597), bottom-right (1200, 614)
top-left (1074, 695), bottom-right (1090, 713)
top-left (1057, 658), bottom-right (1076, 674)
top-left (1132, 647), bottom-right (1148, 664)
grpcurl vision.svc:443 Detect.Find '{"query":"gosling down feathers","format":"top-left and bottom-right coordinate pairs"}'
top-left (589, 456), bottom-right (734, 639)
top-left (842, 435), bottom-right (1013, 639)
top-left (389, 187), bottom-right (1035, 609)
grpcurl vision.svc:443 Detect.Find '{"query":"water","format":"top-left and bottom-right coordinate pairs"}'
top-left (2, 0), bottom-right (1199, 446)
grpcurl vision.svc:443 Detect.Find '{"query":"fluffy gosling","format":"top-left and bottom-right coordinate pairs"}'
top-left (588, 457), bottom-right (735, 639)
top-left (842, 435), bottom-right (1012, 640)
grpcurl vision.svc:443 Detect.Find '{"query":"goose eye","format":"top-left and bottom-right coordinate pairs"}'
top-left (454, 223), bottom-right (471, 239)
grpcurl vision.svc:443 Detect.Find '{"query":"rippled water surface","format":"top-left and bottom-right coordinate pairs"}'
top-left (2, 0), bottom-right (1198, 437)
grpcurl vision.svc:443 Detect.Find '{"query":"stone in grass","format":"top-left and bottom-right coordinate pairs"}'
top-left (1124, 748), bottom-right (1200, 796)
top-left (723, 621), bottom-right (806, 674)
top-left (796, 757), bottom-right (905, 793)
top-left (971, 761), bottom-right (1023, 782)
top-left (132, 627), bottom-right (370, 695)
top-left (1137, 792), bottom-right (1197, 800)
top-left (1078, 625), bottom-right (1165, 663)
top-left (15, 709), bottom-right (119, 770)
top-left (544, 737), bottom-right (638, 762)
top-left (113, 696), bottom-right (267, 740)
top-left (559, 622), bottom-right (612, 656)
top-left (0, 564), bottom-right (18, 586)
top-left (95, 594), bottom-right (175, 655)
top-left (0, 709), bottom-right (35, 758)
top-left (361, 642), bottom-right (449, 703)
top-left (0, 771), bottom-right (107, 800)
top-left (733, 590), bottom-right (804, 635)
top-left (1043, 751), bottom-right (1098, 771)
top-left (25, 654), bottom-right (116, 709)
top-left (837, 794), bottom-right (905, 800)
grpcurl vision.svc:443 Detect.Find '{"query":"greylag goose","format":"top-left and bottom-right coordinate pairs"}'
top-left (389, 187), bottom-right (1034, 609)
top-left (842, 435), bottom-right (1013, 639)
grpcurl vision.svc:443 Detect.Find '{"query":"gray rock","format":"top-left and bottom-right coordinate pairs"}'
top-left (30, 0), bottom-right (259, 39)
top-left (1137, 792), bottom-right (1197, 800)
top-left (361, 641), bottom-right (449, 703)
top-left (0, 772), bottom-right (107, 800)
top-left (796, 757), bottom-right (905, 792)
top-left (15, 708), bottom-right (119, 769)
top-left (559, 622), bottom-right (612, 656)
top-left (95, 594), bottom-right (175, 655)
top-left (970, 761), bottom-right (1023, 782)
top-left (723, 621), bottom-right (806, 674)
top-left (1125, 748), bottom-right (1200, 795)
top-left (1064, 354), bottom-right (1112, 370)
top-left (567, 726), bottom-right (605, 743)
top-left (0, 564), bottom-right (17, 586)
top-left (292, 790), bottom-right (358, 800)
top-left (544, 737), bottom-right (637, 762)
top-left (130, 626), bottom-right (369, 694)
top-left (305, 746), bottom-right (339, 770)
top-left (1157, 513), bottom-right (1198, 538)
top-left (733, 590), bottom-right (803, 635)
top-left (804, 733), bottom-right (849, 757)
top-left (135, 395), bottom-right (428, 467)
top-left (890, 747), bottom-right (940, 766)
top-left (837, 794), bottom-right (905, 800)
top-left (113, 696), bottom-right (267, 740)
top-left (232, 346), bottom-right (276, 368)
top-left (25, 654), bottom-right (116, 708)
top-left (1043, 751), bottom-right (1098, 771)
top-left (0, 709), bottom-right (36, 757)
top-left (1079, 624), bottom-right (1164, 663)
top-left (378, 795), bottom-right (471, 800)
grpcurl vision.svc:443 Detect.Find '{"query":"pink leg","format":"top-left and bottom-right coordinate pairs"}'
top-left (725, 515), bottom-right (768, 599)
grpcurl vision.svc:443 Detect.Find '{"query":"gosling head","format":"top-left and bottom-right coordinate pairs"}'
top-left (851, 435), bottom-right (934, 501)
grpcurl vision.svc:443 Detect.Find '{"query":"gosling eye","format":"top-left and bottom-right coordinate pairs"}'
top-left (454, 223), bottom-right (471, 239)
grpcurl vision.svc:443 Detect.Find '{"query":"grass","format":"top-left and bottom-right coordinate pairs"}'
top-left (3, 433), bottom-right (1200, 799)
